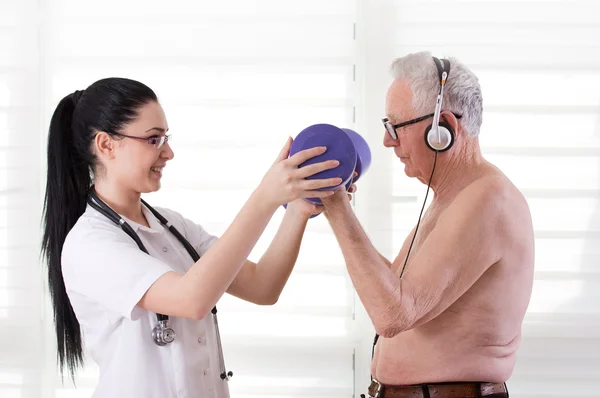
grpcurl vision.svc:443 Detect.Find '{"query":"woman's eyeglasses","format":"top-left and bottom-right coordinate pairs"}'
top-left (112, 133), bottom-right (171, 149)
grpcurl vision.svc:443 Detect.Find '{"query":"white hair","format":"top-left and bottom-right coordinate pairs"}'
top-left (389, 51), bottom-right (483, 137)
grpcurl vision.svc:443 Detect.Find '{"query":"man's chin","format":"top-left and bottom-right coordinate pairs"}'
top-left (402, 164), bottom-right (417, 178)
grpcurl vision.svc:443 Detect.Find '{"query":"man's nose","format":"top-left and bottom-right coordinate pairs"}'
top-left (383, 130), bottom-right (398, 148)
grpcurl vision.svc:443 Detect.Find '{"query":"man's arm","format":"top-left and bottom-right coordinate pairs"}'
top-left (379, 253), bottom-right (392, 268)
top-left (225, 205), bottom-right (310, 305)
top-left (322, 177), bottom-right (508, 338)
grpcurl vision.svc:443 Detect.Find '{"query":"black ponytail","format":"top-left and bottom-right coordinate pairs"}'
top-left (41, 78), bottom-right (158, 379)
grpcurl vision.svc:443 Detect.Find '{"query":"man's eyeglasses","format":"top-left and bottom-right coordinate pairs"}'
top-left (113, 133), bottom-right (172, 149)
top-left (382, 112), bottom-right (462, 140)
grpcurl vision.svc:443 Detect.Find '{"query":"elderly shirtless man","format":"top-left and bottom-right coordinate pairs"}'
top-left (321, 52), bottom-right (535, 398)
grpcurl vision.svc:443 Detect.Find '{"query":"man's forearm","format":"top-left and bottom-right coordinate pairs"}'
top-left (379, 253), bottom-right (392, 268)
top-left (324, 199), bottom-right (409, 336)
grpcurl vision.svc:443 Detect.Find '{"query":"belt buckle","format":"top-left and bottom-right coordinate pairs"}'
top-left (371, 379), bottom-right (383, 398)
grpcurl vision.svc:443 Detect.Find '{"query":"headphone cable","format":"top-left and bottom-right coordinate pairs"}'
top-left (399, 151), bottom-right (438, 277)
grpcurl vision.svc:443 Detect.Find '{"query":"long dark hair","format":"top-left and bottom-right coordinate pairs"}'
top-left (41, 77), bottom-right (158, 379)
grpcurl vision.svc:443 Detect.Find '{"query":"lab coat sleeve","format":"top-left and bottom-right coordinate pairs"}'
top-left (61, 218), bottom-right (174, 321)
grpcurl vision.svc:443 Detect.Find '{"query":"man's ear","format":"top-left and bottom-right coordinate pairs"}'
top-left (94, 132), bottom-right (116, 160)
top-left (440, 111), bottom-right (459, 136)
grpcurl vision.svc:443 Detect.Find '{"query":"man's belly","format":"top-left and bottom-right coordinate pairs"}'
top-left (371, 326), bottom-right (518, 385)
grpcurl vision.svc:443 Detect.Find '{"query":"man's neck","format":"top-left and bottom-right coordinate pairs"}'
top-left (429, 147), bottom-right (488, 201)
top-left (93, 180), bottom-right (148, 227)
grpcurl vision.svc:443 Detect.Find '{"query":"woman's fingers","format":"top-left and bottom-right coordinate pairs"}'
top-left (296, 159), bottom-right (339, 178)
top-left (287, 146), bottom-right (327, 167)
top-left (300, 190), bottom-right (336, 198)
top-left (273, 136), bottom-right (293, 164)
top-left (299, 177), bottom-right (342, 191)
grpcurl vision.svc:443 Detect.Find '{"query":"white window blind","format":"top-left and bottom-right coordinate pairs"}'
top-left (1, 0), bottom-right (362, 397)
top-left (353, 0), bottom-right (600, 397)
top-left (0, 1), bottom-right (48, 398)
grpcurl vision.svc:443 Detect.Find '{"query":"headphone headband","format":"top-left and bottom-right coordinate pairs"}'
top-left (432, 56), bottom-right (450, 86)
top-left (425, 56), bottom-right (454, 152)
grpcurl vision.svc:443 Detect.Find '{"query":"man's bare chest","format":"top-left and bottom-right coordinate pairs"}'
top-left (393, 205), bottom-right (448, 276)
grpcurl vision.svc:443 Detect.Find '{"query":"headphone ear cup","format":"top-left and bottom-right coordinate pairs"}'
top-left (424, 121), bottom-right (455, 152)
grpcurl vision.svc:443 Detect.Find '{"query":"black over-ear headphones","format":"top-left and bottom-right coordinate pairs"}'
top-left (424, 57), bottom-right (455, 152)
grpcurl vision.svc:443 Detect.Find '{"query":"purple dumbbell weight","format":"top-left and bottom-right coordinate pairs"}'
top-left (282, 124), bottom-right (371, 218)
top-left (341, 128), bottom-right (372, 185)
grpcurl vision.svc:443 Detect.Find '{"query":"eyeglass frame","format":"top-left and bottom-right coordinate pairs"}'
top-left (382, 112), bottom-right (462, 140)
top-left (111, 133), bottom-right (172, 149)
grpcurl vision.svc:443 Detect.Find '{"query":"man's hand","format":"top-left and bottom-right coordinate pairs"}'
top-left (321, 172), bottom-right (358, 212)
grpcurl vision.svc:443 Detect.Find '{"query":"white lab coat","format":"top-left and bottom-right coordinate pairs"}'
top-left (61, 203), bottom-right (231, 398)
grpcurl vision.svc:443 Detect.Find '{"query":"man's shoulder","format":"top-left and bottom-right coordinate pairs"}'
top-left (456, 172), bottom-right (528, 215)
top-left (450, 172), bottom-right (533, 244)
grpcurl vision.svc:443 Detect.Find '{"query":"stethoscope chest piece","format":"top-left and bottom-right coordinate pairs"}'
top-left (152, 319), bottom-right (176, 346)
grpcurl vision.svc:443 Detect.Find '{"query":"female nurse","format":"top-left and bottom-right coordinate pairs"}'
top-left (41, 77), bottom-right (350, 397)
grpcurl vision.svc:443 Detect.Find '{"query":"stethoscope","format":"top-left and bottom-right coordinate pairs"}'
top-left (87, 186), bottom-right (234, 381)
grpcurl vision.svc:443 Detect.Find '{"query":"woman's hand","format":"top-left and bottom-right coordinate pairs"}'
top-left (285, 198), bottom-right (324, 218)
top-left (288, 173), bottom-right (358, 219)
top-left (256, 137), bottom-right (342, 209)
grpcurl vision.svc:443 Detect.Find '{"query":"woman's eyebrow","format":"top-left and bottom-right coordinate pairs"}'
top-left (145, 127), bottom-right (169, 134)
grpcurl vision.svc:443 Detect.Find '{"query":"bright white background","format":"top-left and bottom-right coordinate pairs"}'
top-left (1, 0), bottom-right (599, 397)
